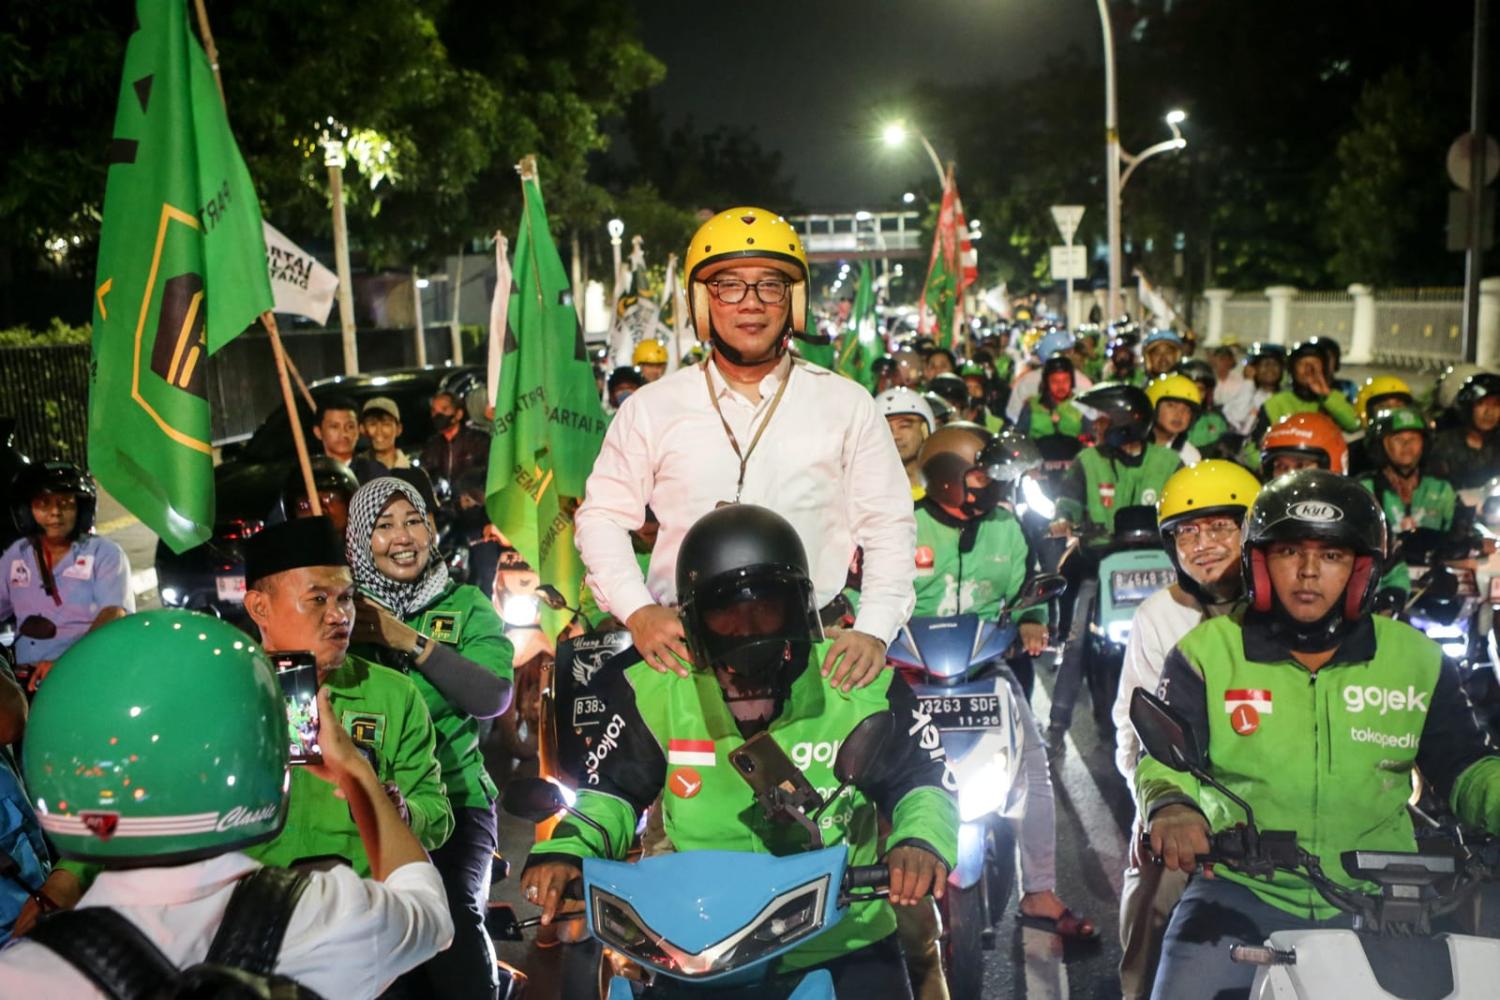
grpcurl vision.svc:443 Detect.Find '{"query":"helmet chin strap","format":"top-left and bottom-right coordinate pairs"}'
top-left (1266, 596), bottom-right (1350, 653)
top-left (709, 324), bottom-right (790, 367)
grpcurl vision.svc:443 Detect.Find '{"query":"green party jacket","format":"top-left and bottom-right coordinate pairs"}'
top-left (527, 639), bottom-right (959, 971)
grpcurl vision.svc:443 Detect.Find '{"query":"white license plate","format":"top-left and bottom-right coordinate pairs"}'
top-left (216, 575), bottom-right (247, 602)
top-left (918, 693), bottom-right (1003, 731)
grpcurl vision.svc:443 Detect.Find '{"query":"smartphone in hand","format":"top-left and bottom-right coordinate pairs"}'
top-left (272, 652), bottom-right (322, 766)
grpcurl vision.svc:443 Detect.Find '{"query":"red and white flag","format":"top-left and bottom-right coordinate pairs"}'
top-left (1223, 690), bottom-right (1274, 714)
top-left (667, 738), bottom-right (716, 767)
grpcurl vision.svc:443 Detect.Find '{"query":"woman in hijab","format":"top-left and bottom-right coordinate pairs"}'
top-left (346, 476), bottom-right (513, 1000)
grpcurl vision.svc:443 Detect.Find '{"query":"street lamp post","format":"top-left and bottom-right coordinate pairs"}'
top-left (322, 126), bottom-right (359, 375)
top-left (1096, 0), bottom-right (1187, 322)
top-left (607, 218), bottom-right (625, 298)
top-left (882, 123), bottom-right (947, 189)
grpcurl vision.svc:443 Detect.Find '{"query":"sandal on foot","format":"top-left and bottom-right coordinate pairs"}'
top-left (1017, 907), bottom-right (1099, 941)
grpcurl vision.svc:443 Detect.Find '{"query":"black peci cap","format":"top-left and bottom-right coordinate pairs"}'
top-left (244, 516), bottom-right (348, 586)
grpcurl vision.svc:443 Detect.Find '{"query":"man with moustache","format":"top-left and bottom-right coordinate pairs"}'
top-left (240, 516), bottom-right (452, 873)
top-left (1110, 461), bottom-right (1261, 999)
top-left (577, 207), bottom-right (915, 690)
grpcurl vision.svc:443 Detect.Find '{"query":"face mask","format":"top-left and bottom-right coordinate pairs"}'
top-left (430, 412), bottom-right (455, 431)
top-left (961, 480), bottom-right (1002, 519)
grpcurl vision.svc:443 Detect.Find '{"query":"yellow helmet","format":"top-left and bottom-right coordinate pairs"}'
top-left (685, 207), bottom-right (808, 343)
top-left (1354, 375), bottom-right (1413, 427)
top-left (1156, 459), bottom-right (1261, 532)
top-left (1145, 373), bottom-right (1203, 410)
top-left (632, 339), bottom-right (668, 366)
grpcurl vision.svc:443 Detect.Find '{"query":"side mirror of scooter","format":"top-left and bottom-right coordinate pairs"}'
top-left (1013, 574), bottom-right (1068, 612)
top-left (813, 711), bottom-right (894, 822)
top-left (536, 584), bottom-right (569, 610)
top-left (1129, 689), bottom-right (1203, 774)
top-left (500, 777), bottom-right (617, 859)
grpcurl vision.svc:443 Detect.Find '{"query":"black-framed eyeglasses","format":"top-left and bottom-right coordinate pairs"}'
top-left (707, 278), bottom-right (791, 305)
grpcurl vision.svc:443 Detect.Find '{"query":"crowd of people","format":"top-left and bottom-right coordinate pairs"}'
top-left (3, 202), bottom-right (1500, 999)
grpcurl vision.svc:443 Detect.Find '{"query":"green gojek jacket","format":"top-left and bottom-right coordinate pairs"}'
top-left (1056, 444), bottom-right (1183, 547)
top-left (1358, 474), bottom-right (1457, 533)
top-left (526, 640), bottom-right (959, 971)
top-left (1024, 396), bottom-right (1085, 440)
top-left (246, 655), bottom-right (453, 875)
top-left (353, 581), bottom-right (515, 810)
top-left (1136, 611), bottom-right (1500, 920)
top-left (1187, 409), bottom-right (1230, 450)
top-left (912, 499), bottom-right (1047, 625)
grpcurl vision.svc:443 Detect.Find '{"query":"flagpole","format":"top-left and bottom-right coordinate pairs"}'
top-left (262, 313), bottom-right (323, 517)
top-left (191, 1), bottom-right (320, 516)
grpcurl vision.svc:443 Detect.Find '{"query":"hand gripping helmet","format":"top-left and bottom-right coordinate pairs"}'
top-left (1453, 372), bottom-right (1500, 428)
top-left (1366, 406), bottom-right (1429, 474)
top-left (1353, 375), bottom-right (1413, 428)
top-left (24, 610), bottom-right (289, 864)
top-left (918, 423), bottom-right (997, 517)
top-left (1156, 460), bottom-right (1261, 603)
top-left (676, 505), bottom-right (824, 686)
top-left (1078, 382), bottom-right (1153, 450)
top-left (632, 340), bottom-right (669, 366)
top-left (685, 207), bottom-right (811, 363)
top-left (1145, 373), bottom-right (1203, 413)
top-left (1260, 412), bottom-right (1350, 477)
top-left (10, 461), bottom-right (98, 540)
top-left (1242, 469), bottom-right (1386, 632)
top-left (876, 387), bottom-right (936, 434)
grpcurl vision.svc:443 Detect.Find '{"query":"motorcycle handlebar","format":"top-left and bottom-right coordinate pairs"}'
top-left (844, 864), bottom-right (889, 891)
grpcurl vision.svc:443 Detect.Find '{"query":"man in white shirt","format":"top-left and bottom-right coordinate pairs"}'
top-left (0, 610), bottom-right (453, 999)
top-left (1220, 343), bottom-right (1284, 437)
top-left (1109, 461), bottom-right (1260, 1000)
top-left (576, 207), bottom-right (915, 688)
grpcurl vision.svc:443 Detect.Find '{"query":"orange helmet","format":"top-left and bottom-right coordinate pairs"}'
top-left (1259, 412), bottom-right (1349, 476)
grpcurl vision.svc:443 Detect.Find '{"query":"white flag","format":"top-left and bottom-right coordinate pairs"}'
top-left (263, 221), bottom-right (338, 325)
top-left (487, 232), bottom-right (512, 408)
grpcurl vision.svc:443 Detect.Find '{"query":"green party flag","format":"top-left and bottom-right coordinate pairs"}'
top-left (485, 160), bottom-right (608, 637)
top-left (835, 260), bottom-right (878, 388)
top-left (88, 0), bottom-right (272, 553)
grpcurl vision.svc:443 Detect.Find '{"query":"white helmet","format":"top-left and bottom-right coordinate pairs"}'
top-left (876, 387), bottom-right (936, 434)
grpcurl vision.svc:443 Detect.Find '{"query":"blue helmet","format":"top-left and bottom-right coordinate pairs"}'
top-left (1142, 328), bottom-right (1183, 349)
top-left (1036, 330), bottom-right (1075, 361)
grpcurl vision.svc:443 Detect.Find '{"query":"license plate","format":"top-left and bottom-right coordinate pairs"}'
top-left (1111, 568), bottom-right (1174, 606)
top-left (918, 693), bottom-right (1003, 731)
top-left (216, 575), bottom-right (246, 602)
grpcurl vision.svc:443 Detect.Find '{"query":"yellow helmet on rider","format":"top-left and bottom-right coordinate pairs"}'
top-left (685, 208), bottom-right (809, 356)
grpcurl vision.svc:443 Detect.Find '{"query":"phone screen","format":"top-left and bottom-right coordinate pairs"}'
top-left (272, 652), bottom-right (322, 766)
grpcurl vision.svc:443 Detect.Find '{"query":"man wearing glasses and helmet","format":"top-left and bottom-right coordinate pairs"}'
top-left (577, 207), bottom-right (915, 691)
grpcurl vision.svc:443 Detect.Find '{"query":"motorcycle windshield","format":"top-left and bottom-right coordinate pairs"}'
top-left (583, 846), bottom-right (848, 981)
top-left (889, 615), bottom-right (1008, 680)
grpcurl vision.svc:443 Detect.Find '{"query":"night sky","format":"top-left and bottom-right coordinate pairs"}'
top-left (627, 0), bottom-right (1096, 211)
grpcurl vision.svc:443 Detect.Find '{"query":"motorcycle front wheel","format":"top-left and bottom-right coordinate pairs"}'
top-left (943, 881), bottom-right (986, 1000)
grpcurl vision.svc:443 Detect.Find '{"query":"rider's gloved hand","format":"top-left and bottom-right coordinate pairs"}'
top-left (626, 605), bottom-right (692, 677)
top-left (1147, 803), bottom-right (1213, 876)
top-left (885, 843), bottom-right (948, 906)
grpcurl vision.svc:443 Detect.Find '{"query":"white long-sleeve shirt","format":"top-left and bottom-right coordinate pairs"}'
top-left (0, 853), bottom-right (453, 999)
top-left (575, 356), bottom-right (916, 644)
top-left (1111, 584), bottom-right (1212, 782)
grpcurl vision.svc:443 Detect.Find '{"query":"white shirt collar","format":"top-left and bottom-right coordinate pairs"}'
top-left (82, 852), bottom-right (261, 908)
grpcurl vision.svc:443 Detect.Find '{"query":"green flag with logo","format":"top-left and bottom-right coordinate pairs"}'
top-left (485, 162), bottom-right (608, 636)
top-left (834, 261), bottom-right (877, 388)
top-left (88, 0), bottom-right (272, 553)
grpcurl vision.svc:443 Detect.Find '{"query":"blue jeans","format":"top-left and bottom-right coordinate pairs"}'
top-left (1151, 876), bottom-right (1352, 1000)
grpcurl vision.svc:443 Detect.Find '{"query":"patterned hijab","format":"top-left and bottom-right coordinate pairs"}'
top-left (346, 476), bottom-right (449, 618)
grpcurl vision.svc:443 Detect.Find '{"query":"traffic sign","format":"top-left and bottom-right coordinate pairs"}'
top-left (1050, 205), bottom-right (1085, 245)
top-left (1050, 245), bottom-right (1088, 280)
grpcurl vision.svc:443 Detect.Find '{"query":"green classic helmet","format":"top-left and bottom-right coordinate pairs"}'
top-left (25, 610), bottom-right (289, 864)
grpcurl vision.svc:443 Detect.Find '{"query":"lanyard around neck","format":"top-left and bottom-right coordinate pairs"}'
top-left (703, 357), bottom-right (793, 503)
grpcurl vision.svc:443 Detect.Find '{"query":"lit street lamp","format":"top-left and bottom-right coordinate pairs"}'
top-left (882, 121), bottom-right (947, 189)
top-left (607, 217), bottom-right (625, 296)
top-left (1097, 0), bottom-right (1189, 321)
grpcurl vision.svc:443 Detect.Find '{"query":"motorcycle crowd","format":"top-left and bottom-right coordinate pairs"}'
top-left (3, 204), bottom-right (1500, 1000)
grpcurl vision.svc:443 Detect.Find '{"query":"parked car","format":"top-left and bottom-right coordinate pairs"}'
top-left (155, 365), bottom-right (484, 620)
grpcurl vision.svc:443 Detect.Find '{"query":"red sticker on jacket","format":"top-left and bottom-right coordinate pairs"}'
top-left (915, 546), bottom-right (935, 569)
top-left (1099, 483), bottom-right (1115, 509)
top-left (1230, 704), bottom-right (1260, 736)
top-left (669, 767), bottom-right (704, 799)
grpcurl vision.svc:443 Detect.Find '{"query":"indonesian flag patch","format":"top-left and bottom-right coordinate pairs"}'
top-left (667, 739), bottom-right (715, 767)
top-left (1225, 689), bottom-right (1272, 736)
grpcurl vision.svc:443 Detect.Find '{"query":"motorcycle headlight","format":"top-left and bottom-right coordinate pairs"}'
top-left (500, 593), bottom-right (540, 627)
top-left (590, 877), bottom-right (829, 979)
top-left (1107, 619), bottom-right (1132, 645)
top-left (1020, 476), bottom-right (1055, 520)
top-left (957, 758), bottom-right (1008, 822)
top-left (1443, 641), bottom-right (1469, 658)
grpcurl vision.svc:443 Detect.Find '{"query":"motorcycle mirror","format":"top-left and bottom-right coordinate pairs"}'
top-left (1015, 574), bottom-right (1067, 611)
top-left (499, 777), bottom-right (568, 822)
top-left (834, 711), bottom-right (894, 786)
top-left (536, 584), bottom-right (569, 611)
top-left (17, 615), bottom-right (57, 640)
top-left (1129, 689), bottom-right (1204, 773)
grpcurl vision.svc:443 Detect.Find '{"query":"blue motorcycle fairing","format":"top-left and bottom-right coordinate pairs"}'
top-left (888, 615), bottom-right (1016, 681)
top-left (583, 845), bottom-right (850, 981)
